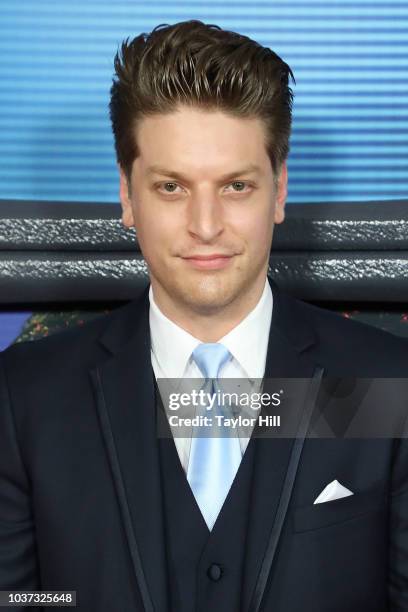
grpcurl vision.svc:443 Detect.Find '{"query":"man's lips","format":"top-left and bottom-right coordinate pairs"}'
top-left (181, 253), bottom-right (236, 270)
top-left (183, 254), bottom-right (233, 260)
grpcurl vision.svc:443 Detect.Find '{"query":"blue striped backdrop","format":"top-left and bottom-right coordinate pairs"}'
top-left (1, 0), bottom-right (407, 204)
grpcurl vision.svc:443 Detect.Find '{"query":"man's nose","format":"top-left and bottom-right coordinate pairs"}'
top-left (187, 194), bottom-right (224, 241)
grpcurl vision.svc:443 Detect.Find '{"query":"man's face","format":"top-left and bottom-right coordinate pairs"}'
top-left (119, 105), bottom-right (287, 316)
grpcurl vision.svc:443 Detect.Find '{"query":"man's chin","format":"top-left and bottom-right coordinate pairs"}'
top-left (173, 278), bottom-right (242, 314)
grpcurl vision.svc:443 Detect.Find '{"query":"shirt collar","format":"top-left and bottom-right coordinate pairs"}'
top-left (149, 277), bottom-right (273, 380)
top-left (219, 277), bottom-right (272, 380)
top-left (149, 289), bottom-right (200, 379)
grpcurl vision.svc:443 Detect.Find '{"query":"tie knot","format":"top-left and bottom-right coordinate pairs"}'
top-left (192, 343), bottom-right (231, 380)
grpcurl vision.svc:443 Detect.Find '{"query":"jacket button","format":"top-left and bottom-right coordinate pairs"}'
top-left (207, 563), bottom-right (222, 581)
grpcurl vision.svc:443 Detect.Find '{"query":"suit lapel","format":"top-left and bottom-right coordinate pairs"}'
top-left (242, 278), bottom-right (325, 612)
top-left (88, 284), bottom-right (169, 612)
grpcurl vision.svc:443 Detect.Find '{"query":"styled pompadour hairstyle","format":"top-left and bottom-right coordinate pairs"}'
top-left (109, 19), bottom-right (295, 183)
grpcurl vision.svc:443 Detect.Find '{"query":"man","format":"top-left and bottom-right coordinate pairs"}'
top-left (0, 19), bottom-right (407, 612)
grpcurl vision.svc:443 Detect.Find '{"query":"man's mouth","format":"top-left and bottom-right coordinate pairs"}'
top-left (181, 253), bottom-right (235, 270)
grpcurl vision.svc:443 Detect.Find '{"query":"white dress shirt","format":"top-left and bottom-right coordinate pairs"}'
top-left (149, 277), bottom-right (273, 472)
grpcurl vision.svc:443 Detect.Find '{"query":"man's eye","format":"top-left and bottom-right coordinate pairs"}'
top-left (161, 182), bottom-right (180, 193)
top-left (227, 181), bottom-right (249, 192)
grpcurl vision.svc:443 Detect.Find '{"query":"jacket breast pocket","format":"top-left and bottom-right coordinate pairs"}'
top-left (292, 489), bottom-right (386, 534)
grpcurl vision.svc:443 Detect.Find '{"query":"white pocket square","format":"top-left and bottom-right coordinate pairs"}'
top-left (313, 479), bottom-right (354, 504)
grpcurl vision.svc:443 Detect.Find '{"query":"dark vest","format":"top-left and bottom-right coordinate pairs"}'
top-left (155, 379), bottom-right (256, 612)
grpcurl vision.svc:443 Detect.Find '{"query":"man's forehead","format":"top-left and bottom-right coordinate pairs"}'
top-left (132, 108), bottom-right (272, 181)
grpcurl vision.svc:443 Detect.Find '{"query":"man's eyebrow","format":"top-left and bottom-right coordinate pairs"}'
top-left (145, 164), bottom-right (262, 182)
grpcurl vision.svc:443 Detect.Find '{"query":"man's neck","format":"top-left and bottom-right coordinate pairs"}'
top-left (150, 277), bottom-right (267, 343)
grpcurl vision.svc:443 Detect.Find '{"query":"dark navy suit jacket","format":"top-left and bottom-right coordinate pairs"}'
top-left (0, 276), bottom-right (407, 611)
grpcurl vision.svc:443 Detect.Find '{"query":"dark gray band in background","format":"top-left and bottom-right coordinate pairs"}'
top-left (0, 199), bottom-right (407, 304)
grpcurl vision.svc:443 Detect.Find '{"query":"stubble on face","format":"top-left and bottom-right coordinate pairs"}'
top-left (138, 215), bottom-right (274, 326)
top-left (161, 258), bottom-right (265, 316)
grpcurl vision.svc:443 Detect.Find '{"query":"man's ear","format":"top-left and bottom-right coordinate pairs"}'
top-left (118, 164), bottom-right (135, 228)
top-left (274, 161), bottom-right (288, 225)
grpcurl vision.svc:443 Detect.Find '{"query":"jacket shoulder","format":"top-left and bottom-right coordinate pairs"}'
top-left (290, 295), bottom-right (408, 373)
top-left (0, 298), bottom-right (139, 376)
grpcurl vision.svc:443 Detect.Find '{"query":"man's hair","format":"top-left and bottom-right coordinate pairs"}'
top-left (109, 19), bottom-right (295, 184)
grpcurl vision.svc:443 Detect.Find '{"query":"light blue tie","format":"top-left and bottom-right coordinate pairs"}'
top-left (187, 343), bottom-right (242, 530)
